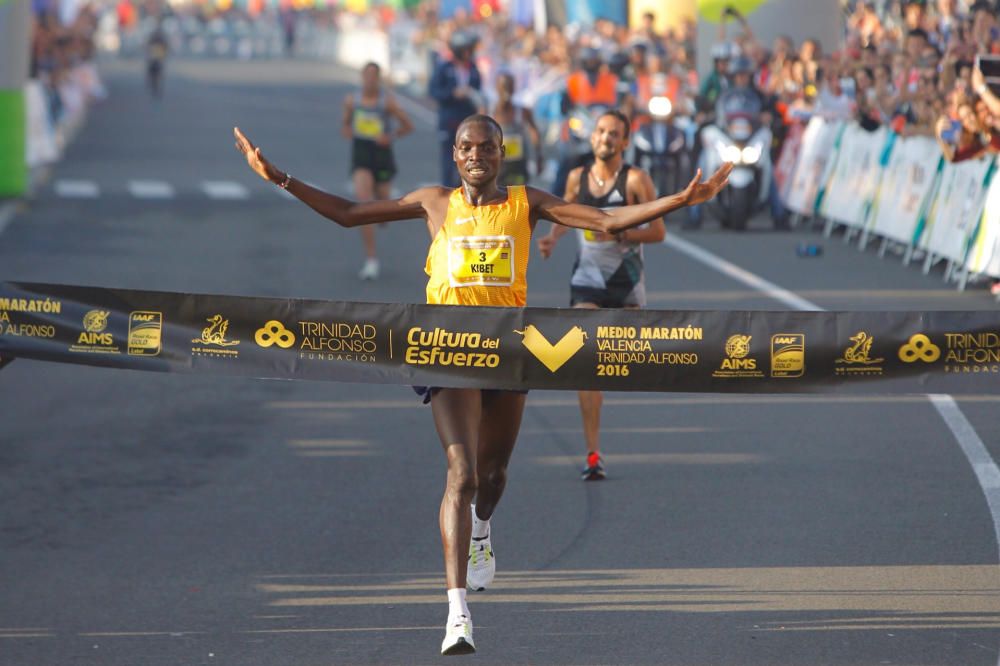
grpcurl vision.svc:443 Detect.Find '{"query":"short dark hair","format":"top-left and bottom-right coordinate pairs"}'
top-left (455, 114), bottom-right (504, 144)
top-left (362, 61), bottom-right (380, 74)
top-left (597, 109), bottom-right (631, 139)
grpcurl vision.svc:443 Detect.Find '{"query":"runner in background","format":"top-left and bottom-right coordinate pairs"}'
top-left (491, 72), bottom-right (543, 186)
top-left (146, 21), bottom-right (168, 99)
top-left (342, 62), bottom-right (413, 280)
top-left (535, 110), bottom-right (664, 480)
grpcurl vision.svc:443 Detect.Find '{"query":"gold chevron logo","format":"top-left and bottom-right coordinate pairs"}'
top-left (515, 325), bottom-right (587, 373)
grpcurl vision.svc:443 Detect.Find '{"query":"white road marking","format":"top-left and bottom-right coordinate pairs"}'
top-left (928, 395), bottom-right (1000, 560)
top-left (201, 180), bottom-right (250, 200)
top-left (666, 232), bottom-right (1000, 590)
top-left (128, 180), bottom-right (175, 199)
top-left (54, 179), bottom-right (99, 198)
top-left (664, 234), bottom-right (822, 311)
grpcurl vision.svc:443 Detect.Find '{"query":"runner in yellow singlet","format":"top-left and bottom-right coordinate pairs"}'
top-left (233, 117), bottom-right (731, 657)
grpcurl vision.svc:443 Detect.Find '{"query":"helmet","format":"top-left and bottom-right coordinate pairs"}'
top-left (448, 30), bottom-right (478, 54)
top-left (579, 46), bottom-right (602, 72)
top-left (608, 50), bottom-right (630, 76)
top-left (729, 55), bottom-right (754, 75)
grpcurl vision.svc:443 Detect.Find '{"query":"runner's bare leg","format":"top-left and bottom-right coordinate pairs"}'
top-left (474, 390), bottom-right (526, 520)
top-left (573, 302), bottom-right (602, 455)
top-left (432, 388), bottom-right (483, 589)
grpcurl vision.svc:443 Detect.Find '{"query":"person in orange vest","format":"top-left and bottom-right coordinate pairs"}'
top-left (565, 48), bottom-right (620, 108)
top-left (553, 47), bottom-right (630, 196)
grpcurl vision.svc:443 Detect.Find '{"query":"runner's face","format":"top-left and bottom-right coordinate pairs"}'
top-left (454, 122), bottom-right (503, 187)
top-left (590, 114), bottom-right (627, 161)
top-left (361, 65), bottom-right (379, 92)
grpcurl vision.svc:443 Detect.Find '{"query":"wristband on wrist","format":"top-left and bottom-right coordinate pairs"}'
top-left (278, 172), bottom-right (292, 189)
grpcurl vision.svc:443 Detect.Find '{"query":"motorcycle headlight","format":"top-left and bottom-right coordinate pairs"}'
top-left (719, 144), bottom-right (742, 163)
top-left (648, 96), bottom-right (672, 117)
top-left (740, 145), bottom-right (762, 164)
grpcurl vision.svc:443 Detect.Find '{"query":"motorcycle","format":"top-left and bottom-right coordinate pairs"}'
top-left (632, 95), bottom-right (691, 197)
top-left (698, 91), bottom-right (773, 230)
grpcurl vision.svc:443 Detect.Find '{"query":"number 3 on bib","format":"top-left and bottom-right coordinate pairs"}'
top-left (448, 236), bottom-right (515, 287)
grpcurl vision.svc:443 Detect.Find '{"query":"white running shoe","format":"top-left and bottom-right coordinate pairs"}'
top-left (440, 614), bottom-right (475, 656)
top-left (358, 258), bottom-right (380, 280)
top-left (467, 530), bottom-right (495, 591)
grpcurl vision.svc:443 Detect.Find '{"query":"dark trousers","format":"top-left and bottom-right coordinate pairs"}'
top-left (440, 135), bottom-right (460, 188)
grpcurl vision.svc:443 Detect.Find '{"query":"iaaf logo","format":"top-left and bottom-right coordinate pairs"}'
top-left (515, 325), bottom-right (587, 373)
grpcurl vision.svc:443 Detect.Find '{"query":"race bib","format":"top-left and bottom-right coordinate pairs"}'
top-left (353, 110), bottom-right (384, 139)
top-left (582, 205), bottom-right (631, 242)
top-left (504, 133), bottom-right (524, 160)
top-left (448, 236), bottom-right (514, 287)
top-left (583, 229), bottom-right (610, 242)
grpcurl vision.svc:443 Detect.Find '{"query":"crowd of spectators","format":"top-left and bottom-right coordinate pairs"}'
top-left (376, 0), bottom-right (1000, 169)
top-left (717, 0), bottom-right (1000, 164)
top-left (384, 3), bottom-right (700, 120)
top-left (29, 2), bottom-right (106, 161)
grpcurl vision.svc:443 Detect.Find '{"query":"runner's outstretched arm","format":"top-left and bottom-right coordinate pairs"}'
top-left (529, 163), bottom-right (732, 234)
top-left (234, 126), bottom-right (430, 226)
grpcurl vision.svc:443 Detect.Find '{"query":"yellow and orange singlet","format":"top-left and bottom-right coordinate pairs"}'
top-left (425, 185), bottom-right (532, 307)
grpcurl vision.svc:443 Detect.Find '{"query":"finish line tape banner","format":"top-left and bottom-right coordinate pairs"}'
top-left (1, 282), bottom-right (999, 394)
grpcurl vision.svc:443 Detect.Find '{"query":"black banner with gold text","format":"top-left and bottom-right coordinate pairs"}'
top-left (1, 281), bottom-right (999, 394)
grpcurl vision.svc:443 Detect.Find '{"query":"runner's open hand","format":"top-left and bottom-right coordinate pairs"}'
top-left (679, 163), bottom-right (733, 207)
top-left (537, 233), bottom-right (557, 259)
top-left (234, 127), bottom-right (284, 185)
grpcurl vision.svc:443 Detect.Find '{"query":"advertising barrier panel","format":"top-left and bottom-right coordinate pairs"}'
top-left (819, 124), bottom-right (889, 229)
top-left (918, 154), bottom-right (994, 265)
top-left (966, 168), bottom-right (1000, 279)
top-left (865, 135), bottom-right (941, 246)
top-left (784, 117), bottom-right (841, 216)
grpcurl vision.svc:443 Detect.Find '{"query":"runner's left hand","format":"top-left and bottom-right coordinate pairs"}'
top-left (679, 163), bottom-right (733, 206)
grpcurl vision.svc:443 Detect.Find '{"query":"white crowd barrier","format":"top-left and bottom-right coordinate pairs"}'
top-left (818, 123), bottom-right (888, 232)
top-left (863, 134), bottom-right (939, 249)
top-left (780, 116), bottom-right (1000, 289)
top-left (964, 168), bottom-right (1000, 281)
top-left (784, 116), bottom-right (841, 217)
top-left (25, 80), bottom-right (58, 168)
top-left (918, 153), bottom-right (993, 275)
top-left (24, 62), bottom-right (105, 172)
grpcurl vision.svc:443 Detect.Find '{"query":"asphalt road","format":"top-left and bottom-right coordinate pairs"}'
top-left (1, 56), bottom-right (1000, 666)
